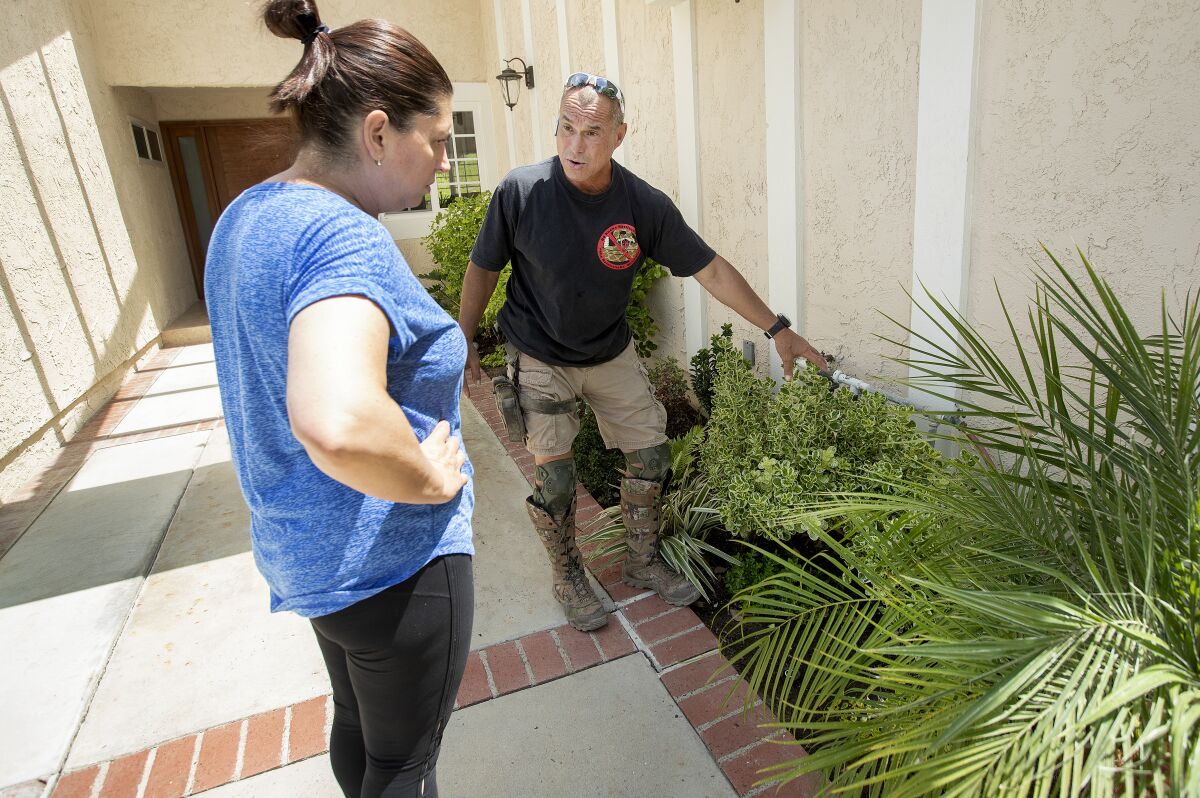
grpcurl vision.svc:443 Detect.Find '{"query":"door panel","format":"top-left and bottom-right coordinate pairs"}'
top-left (162, 119), bottom-right (297, 298)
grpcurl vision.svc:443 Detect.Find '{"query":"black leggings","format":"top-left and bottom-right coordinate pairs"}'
top-left (311, 555), bottom-right (474, 798)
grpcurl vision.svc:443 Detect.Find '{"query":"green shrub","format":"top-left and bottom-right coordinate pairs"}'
top-left (700, 334), bottom-right (942, 541)
top-left (628, 259), bottom-right (667, 357)
top-left (689, 324), bottom-right (732, 417)
top-left (647, 357), bottom-right (703, 439)
top-left (424, 192), bottom-right (507, 322)
top-left (726, 250), bottom-right (1200, 796)
top-left (722, 549), bottom-right (780, 595)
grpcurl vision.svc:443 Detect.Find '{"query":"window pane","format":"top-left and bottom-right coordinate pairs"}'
top-left (453, 111), bottom-right (475, 135)
top-left (446, 135), bottom-right (459, 160)
top-left (147, 129), bottom-right (162, 162)
top-left (456, 136), bottom-right (477, 158)
top-left (131, 124), bottom-right (149, 159)
top-left (178, 135), bottom-right (214, 252)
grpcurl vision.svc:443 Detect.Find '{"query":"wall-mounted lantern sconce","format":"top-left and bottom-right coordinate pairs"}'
top-left (495, 57), bottom-right (535, 111)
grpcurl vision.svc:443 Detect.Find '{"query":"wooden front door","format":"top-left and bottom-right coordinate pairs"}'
top-left (161, 119), bottom-right (297, 298)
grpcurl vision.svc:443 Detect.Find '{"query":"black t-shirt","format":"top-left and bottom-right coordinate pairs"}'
top-left (470, 157), bottom-right (716, 367)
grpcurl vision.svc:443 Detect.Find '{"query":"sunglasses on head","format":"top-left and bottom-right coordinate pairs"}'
top-left (564, 72), bottom-right (625, 115)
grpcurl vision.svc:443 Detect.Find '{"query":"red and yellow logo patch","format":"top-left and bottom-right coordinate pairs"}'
top-left (596, 224), bottom-right (641, 270)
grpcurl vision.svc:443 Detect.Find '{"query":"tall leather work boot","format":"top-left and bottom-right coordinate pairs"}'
top-left (525, 498), bottom-right (608, 631)
top-left (619, 478), bottom-right (701, 606)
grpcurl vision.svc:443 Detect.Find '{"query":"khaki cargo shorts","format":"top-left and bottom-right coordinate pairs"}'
top-left (515, 340), bottom-right (668, 457)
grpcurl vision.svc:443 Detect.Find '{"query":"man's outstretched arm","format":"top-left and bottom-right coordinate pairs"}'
top-left (691, 255), bottom-right (827, 379)
top-left (458, 262), bottom-right (502, 385)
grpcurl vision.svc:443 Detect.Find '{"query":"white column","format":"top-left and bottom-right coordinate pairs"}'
top-left (493, 0), bottom-right (518, 170)
top-left (600, 0), bottom-right (626, 165)
top-left (764, 0), bottom-right (803, 382)
top-left (670, 0), bottom-right (706, 356)
top-left (520, 0), bottom-right (545, 159)
top-left (909, 0), bottom-right (981, 409)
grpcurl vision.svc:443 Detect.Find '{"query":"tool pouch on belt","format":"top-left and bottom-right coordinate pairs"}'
top-left (491, 374), bottom-right (526, 443)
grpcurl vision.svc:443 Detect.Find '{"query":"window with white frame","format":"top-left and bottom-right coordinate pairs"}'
top-left (380, 84), bottom-right (497, 240)
top-left (130, 119), bottom-right (164, 164)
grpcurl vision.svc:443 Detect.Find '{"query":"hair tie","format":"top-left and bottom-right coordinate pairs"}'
top-left (302, 24), bottom-right (330, 46)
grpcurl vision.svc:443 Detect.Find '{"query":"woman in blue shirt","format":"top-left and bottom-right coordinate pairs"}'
top-left (204, 2), bottom-right (473, 795)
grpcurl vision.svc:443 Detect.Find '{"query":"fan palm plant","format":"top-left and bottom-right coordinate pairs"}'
top-left (727, 248), bottom-right (1199, 796)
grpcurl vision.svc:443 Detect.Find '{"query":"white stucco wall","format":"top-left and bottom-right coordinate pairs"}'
top-left (617, 0), bottom-right (687, 365)
top-left (800, 1), bottom-right (922, 383)
top-left (2, 1), bottom-right (195, 499)
top-left (968, 1), bottom-right (1200, 359)
top-left (88, 0), bottom-right (488, 87)
top-left (696, 0), bottom-right (771, 373)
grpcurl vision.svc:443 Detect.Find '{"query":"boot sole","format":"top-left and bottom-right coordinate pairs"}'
top-left (621, 576), bottom-right (700, 606)
top-left (568, 613), bottom-right (609, 632)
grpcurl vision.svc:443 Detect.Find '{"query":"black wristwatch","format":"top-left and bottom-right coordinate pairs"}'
top-left (763, 313), bottom-right (791, 339)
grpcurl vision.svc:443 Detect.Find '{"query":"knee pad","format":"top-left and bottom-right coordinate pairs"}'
top-left (625, 443), bottom-right (671, 482)
top-left (532, 459), bottom-right (577, 518)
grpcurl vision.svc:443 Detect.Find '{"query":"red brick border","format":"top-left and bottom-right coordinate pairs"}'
top-left (49, 620), bottom-right (640, 797)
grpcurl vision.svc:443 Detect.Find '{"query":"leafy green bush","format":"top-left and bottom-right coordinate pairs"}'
top-left (689, 324), bottom-right (732, 417)
top-left (700, 334), bottom-right (942, 540)
top-left (727, 249), bottom-right (1200, 796)
top-left (647, 357), bottom-right (703, 439)
top-left (722, 549), bottom-right (779, 596)
top-left (423, 192), bottom-right (510, 330)
top-left (628, 259), bottom-right (667, 357)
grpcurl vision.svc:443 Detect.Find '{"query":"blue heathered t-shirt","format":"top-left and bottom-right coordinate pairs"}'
top-left (204, 182), bottom-right (474, 618)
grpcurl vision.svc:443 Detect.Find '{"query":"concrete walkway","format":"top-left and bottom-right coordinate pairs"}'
top-left (0, 340), bottom-right (818, 798)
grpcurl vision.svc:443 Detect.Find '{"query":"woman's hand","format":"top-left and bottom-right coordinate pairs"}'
top-left (419, 421), bottom-right (468, 502)
top-left (288, 295), bottom-right (469, 504)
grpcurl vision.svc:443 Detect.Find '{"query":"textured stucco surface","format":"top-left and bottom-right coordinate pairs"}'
top-left (501, 0), bottom-right (537, 167)
top-left (617, 0), bottom-right (686, 365)
top-left (566, 0), bottom-right (606, 75)
top-left (480, 0), bottom-right (514, 175)
top-left (529, 0), bottom-right (562, 162)
top-left (87, 0), bottom-right (487, 87)
top-left (148, 87), bottom-right (274, 121)
top-left (2, 1), bottom-right (194, 499)
top-left (800, 0), bottom-right (921, 382)
top-left (696, 0), bottom-right (771, 373)
top-left (968, 1), bottom-right (1200, 360)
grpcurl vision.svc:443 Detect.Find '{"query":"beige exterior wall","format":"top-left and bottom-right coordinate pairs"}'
top-left (148, 87), bottom-right (275, 121)
top-left (968, 1), bottom-right (1200, 357)
top-left (695, 0), bottom-right (770, 373)
top-left (616, 0), bottom-right (686, 365)
top-left (800, 0), bottom-right (922, 383)
top-left (2, 1), bottom-right (195, 499)
top-left (88, 0), bottom-right (488, 87)
top-left (529, 0), bottom-right (562, 162)
top-left (565, 1), bottom-right (606, 75)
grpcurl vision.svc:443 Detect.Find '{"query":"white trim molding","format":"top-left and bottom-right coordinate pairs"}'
top-left (908, 0), bottom-right (982, 409)
top-left (520, 0), bottom-right (545, 159)
top-left (764, 0), bottom-right (803, 382)
top-left (493, 0), bottom-right (518, 171)
top-left (670, 0), bottom-right (706, 356)
top-left (601, 0), bottom-right (626, 165)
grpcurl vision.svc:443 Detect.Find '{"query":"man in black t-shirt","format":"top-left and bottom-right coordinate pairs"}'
top-left (459, 73), bottom-right (826, 631)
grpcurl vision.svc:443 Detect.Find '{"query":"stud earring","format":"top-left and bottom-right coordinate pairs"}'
top-left (375, 158), bottom-right (382, 166)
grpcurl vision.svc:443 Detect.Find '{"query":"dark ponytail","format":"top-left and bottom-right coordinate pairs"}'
top-left (261, 0), bottom-right (452, 157)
